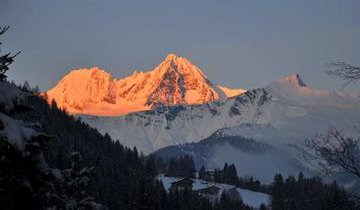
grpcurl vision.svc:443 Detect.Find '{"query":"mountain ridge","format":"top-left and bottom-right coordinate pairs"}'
top-left (45, 54), bottom-right (246, 116)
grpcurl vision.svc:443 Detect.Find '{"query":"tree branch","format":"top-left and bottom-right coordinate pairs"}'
top-left (326, 62), bottom-right (360, 87)
top-left (306, 128), bottom-right (360, 178)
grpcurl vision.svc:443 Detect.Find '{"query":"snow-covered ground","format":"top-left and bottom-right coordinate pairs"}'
top-left (158, 174), bottom-right (270, 208)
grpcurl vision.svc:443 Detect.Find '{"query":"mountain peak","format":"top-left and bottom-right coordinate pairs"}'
top-left (164, 53), bottom-right (180, 61)
top-left (161, 53), bottom-right (192, 67)
top-left (146, 53), bottom-right (224, 106)
top-left (280, 74), bottom-right (307, 87)
top-left (155, 53), bottom-right (207, 78)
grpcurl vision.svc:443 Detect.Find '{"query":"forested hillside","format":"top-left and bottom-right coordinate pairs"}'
top-left (2, 81), bottom-right (219, 210)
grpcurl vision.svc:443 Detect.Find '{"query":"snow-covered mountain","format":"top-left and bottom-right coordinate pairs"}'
top-left (79, 74), bottom-right (360, 154)
top-left (45, 54), bottom-right (245, 116)
top-left (45, 54), bottom-right (360, 166)
top-left (44, 54), bottom-right (360, 186)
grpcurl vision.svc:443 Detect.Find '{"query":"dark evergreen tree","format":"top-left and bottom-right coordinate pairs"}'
top-left (164, 189), bottom-right (213, 210)
top-left (48, 151), bottom-right (103, 210)
top-left (22, 80), bottom-right (31, 92)
top-left (271, 174), bottom-right (286, 210)
top-left (165, 155), bottom-right (196, 178)
top-left (215, 189), bottom-right (254, 210)
top-left (212, 163), bottom-right (239, 186)
top-left (0, 26), bottom-right (20, 81)
top-left (227, 164), bottom-right (239, 185)
top-left (198, 165), bottom-right (206, 179)
top-left (270, 173), bottom-right (355, 210)
top-left (214, 167), bottom-right (221, 183)
top-left (0, 135), bottom-right (48, 210)
top-left (259, 204), bottom-right (267, 210)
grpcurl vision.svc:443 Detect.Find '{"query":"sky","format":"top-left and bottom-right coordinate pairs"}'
top-left (1, 0), bottom-right (360, 91)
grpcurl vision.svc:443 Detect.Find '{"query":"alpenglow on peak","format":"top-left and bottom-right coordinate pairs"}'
top-left (45, 54), bottom-right (246, 116)
top-left (280, 74), bottom-right (307, 87)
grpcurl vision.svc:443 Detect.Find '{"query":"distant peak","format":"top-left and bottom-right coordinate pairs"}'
top-left (280, 74), bottom-right (307, 87)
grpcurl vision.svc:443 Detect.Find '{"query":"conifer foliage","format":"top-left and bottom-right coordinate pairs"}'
top-left (0, 133), bottom-right (49, 210)
top-left (0, 26), bottom-right (20, 81)
top-left (270, 173), bottom-right (355, 210)
top-left (48, 152), bottom-right (103, 210)
top-left (165, 155), bottom-right (196, 178)
top-left (214, 163), bottom-right (239, 186)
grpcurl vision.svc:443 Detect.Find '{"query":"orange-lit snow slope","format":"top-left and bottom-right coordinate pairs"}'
top-left (45, 54), bottom-right (246, 116)
top-left (217, 85), bottom-right (246, 98)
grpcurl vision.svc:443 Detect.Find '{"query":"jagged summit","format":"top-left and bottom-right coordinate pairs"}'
top-left (265, 73), bottom-right (311, 99)
top-left (154, 53), bottom-right (208, 79)
top-left (265, 73), bottom-right (309, 98)
top-left (280, 74), bottom-right (307, 87)
top-left (45, 54), bottom-right (245, 116)
top-left (164, 53), bottom-right (180, 61)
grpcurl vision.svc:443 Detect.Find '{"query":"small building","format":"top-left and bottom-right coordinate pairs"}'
top-left (170, 178), bottom-right (194, 192)
top-left (203, 170), bottom-right (215, 181)
top-left (196, 186), bottom-right (221, 203)
top-left (198, 167), bottom-right (216, 181)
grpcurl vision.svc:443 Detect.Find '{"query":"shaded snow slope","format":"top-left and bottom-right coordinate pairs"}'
top-left (80, 89), bottom-right (270, 154)
top-left (154, 133), bottom-right (310, 183)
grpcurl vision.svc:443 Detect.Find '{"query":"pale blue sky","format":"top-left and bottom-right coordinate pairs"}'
top-left (1, 0), bottom-right (359, 91)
